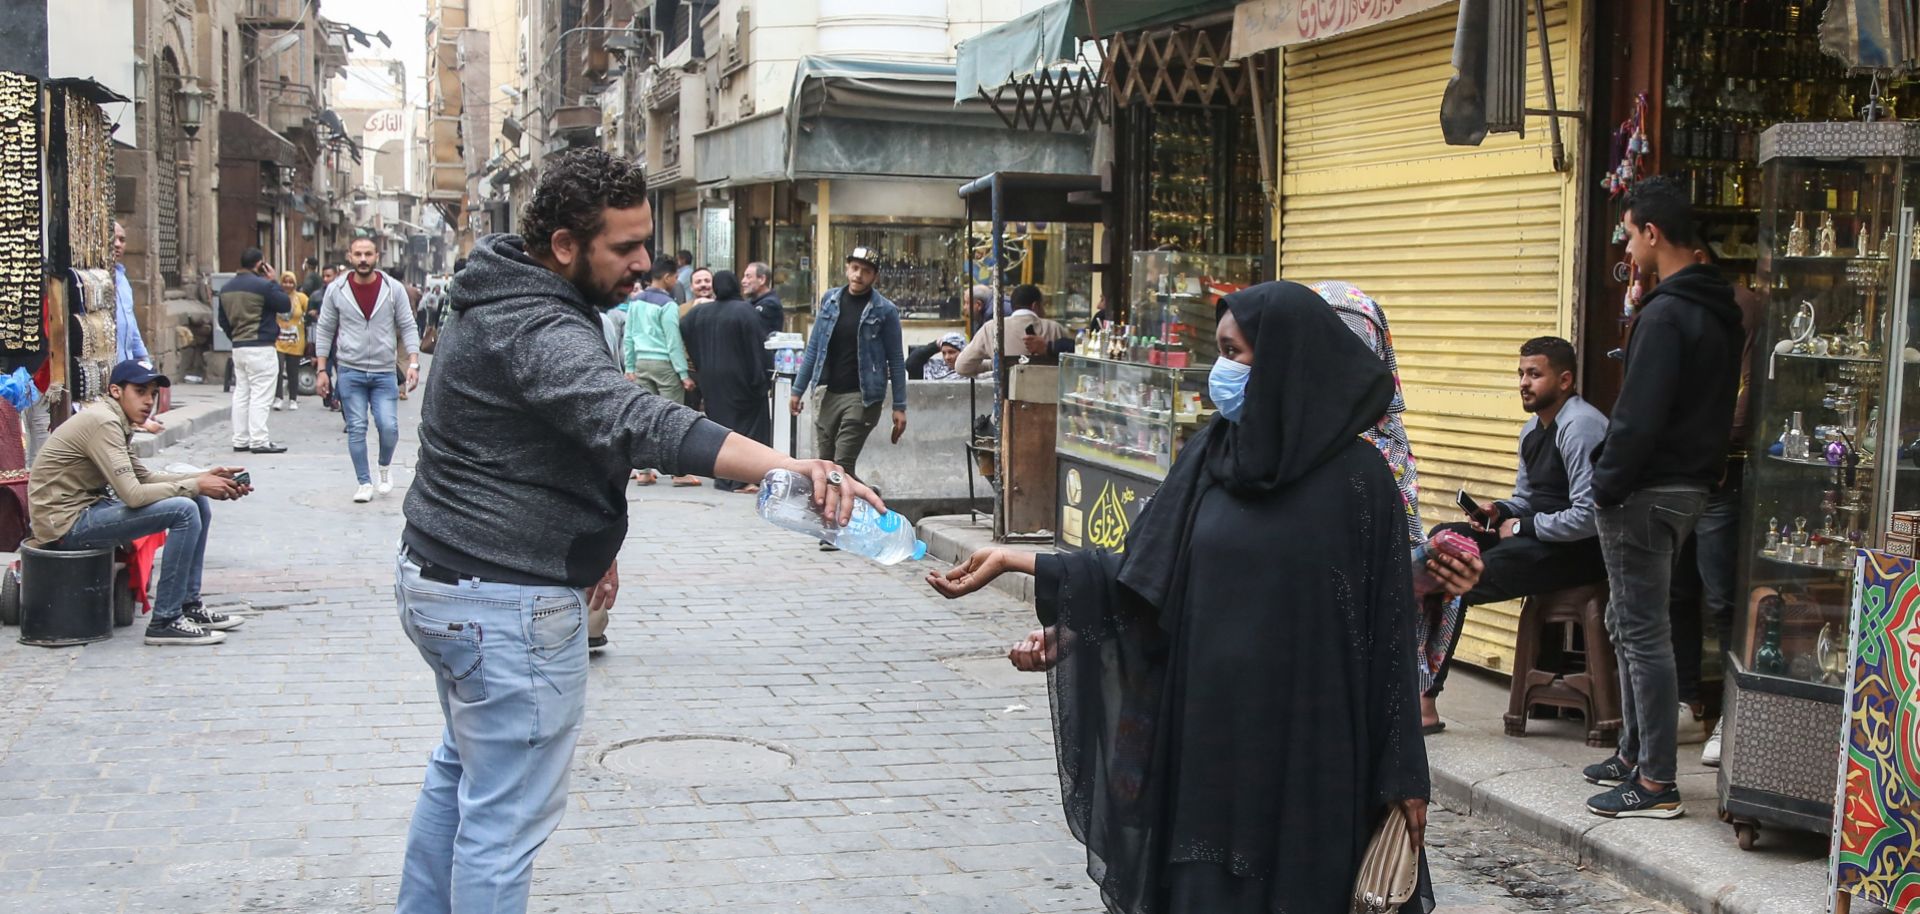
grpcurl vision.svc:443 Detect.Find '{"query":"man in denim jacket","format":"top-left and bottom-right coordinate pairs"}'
top-left (788, 247), bottom-right (907, 483)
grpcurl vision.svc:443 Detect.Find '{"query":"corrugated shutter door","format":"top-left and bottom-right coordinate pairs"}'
top-left (1279, 0), bottom-right (1583, 674)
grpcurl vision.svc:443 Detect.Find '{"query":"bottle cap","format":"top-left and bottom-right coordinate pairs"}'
top-left (912, 540), bottom-right (927, 561)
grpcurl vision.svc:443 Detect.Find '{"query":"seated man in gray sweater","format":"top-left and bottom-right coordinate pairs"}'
top-left (1423, 336), bottom-right (1609, 725)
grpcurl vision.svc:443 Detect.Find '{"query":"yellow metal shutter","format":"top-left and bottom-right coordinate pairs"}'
top-left (1278, 0), bottom-right (1584, 674)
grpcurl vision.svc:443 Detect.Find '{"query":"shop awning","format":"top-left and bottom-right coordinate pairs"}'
top-left (693, 111), bottom-right (786, 187)
top-left (782, 55), bottom-right (1094, 182)
top-left (217, 110), bottom-right (297, 166)
top-left (954, 0), bottom-right (1239, 102)
top-left (1229, 0), bottom-right (1451, 56)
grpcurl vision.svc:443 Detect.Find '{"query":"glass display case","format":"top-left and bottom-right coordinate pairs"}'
top-left (1057, 354), bottom-right (1213, 476)
top-left (828, 220), bottom-right (963, 321)
top-left (1722, 121), bottom-right (1920, 846)
top-left (1055, 354), bottom-right (1213, 551)
top-left (1123, 251), bottom-right (1260, 367)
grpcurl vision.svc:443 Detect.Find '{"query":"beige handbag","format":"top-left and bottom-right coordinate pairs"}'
top-left (1351, 804), bottom-right (1420, 914)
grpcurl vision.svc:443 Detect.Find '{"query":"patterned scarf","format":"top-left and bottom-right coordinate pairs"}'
top-left (1311, 280), bottom-right (1460, 691)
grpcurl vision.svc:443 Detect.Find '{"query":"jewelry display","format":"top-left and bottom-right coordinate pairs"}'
top-left (0, 71), bottom-right (42, 352)
top-left (60, 91), bottom-right (113, 270)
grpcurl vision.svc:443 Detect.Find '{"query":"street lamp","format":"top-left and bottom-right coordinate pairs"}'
top-left (175, 78), bottom-right (208, 139)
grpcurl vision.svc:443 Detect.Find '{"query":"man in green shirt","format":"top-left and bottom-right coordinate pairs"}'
top-left (623, 263), bottom-right (698, 487)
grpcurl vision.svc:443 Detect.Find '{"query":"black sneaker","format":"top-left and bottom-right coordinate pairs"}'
top-left (144, 617), bottom-right (227, 646)
top-left (250, 443), bottom-right (288, 454)
top-left (181, 603), bottom-right (245, 631)
top-left (587, 635), bottom-right (608, 652)
top-left (232, 445), bottom-right (251, 452)
top-left (1587, 777), bottom-right (1683, 819)
top-left (819, 541), bottom-right (839, 552)
top-left (1582, 754), bottom-right (1633, 787)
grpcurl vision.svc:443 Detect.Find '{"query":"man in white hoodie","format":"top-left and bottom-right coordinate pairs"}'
top-left (316, 237), bottom-right (421, 503)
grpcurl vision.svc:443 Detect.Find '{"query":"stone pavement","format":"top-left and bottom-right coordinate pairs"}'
top-left (0, 392), bottom-right (1678, 913)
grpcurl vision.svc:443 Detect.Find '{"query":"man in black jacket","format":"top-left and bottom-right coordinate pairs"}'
top-left (216, 247), bottom-right (291, 454)
top-left (743, 261), bottom-right (783, 339)
top-left (394, 149), bottom-right (880, 912)
top-left (1582, 176), bottom-right (1743, 821)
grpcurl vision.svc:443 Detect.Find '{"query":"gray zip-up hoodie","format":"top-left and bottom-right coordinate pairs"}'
top-left (315, 270), bottom-right (421, 372)
top-left (402, 234), bottom-right (729, 586)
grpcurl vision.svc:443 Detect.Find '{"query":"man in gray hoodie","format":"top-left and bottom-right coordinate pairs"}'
top-left (393, 148), bottom-right (879, 914)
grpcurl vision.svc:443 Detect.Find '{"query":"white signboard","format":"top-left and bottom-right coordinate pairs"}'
top-left (1232, 0), bottom-right (1452, 56)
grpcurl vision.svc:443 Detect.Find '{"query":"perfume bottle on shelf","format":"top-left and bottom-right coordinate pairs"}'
top-left (1787, 211), bottom-right (1810, 257)
top-left (1755, 595), bottom-right (1788, 676)
top-left (1817, 212), bottom-right (1839, 257)
top-left (1785, 411), bottom-right (1810, 460)
top-left (1764, 516), bottom-right (1782, 556)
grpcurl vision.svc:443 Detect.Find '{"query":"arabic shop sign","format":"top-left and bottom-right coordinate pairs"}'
top-left (1231, 0), bottom-right (1452, 55)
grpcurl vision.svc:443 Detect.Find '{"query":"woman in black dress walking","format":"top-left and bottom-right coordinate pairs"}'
top-left (931, 281), bottom-right (1434, 914)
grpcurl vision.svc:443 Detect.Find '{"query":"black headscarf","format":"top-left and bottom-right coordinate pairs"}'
top-left (710, 270), bottom-right (744, 303)
top-left (1037, 280), bottom-right (1430, 914)
top-left (1117, 280), bottom-right (1394, 615)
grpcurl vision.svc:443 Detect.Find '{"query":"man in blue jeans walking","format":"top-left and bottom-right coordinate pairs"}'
top-left (395, 149), bottom-right (882, 913)
top-left (316, 237), bottom-right (421, 504)
top-left (1583, 175), bottom-right (1743, 820)
top-left (25, 360), bottom-right (252, 645)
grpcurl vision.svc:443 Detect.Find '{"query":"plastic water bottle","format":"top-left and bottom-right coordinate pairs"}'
top-left (756, 469), bottom-right (926, 565)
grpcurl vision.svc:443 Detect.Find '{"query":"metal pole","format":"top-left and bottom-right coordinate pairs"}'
top-left (991, 174), bottom-right (1007, 542)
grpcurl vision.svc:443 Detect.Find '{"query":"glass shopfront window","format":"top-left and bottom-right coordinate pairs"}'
top-left (827, 220), bottom-right (963, 321)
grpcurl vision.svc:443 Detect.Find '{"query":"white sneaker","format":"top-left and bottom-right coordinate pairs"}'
top-left (353, 483), bottom-right (374, 503)
top-left (271, 399), bottom-right (284, 411)
top-left (377, 467), bottom-right (394, 495)
top-left (288, 400), bottom-right (299, 411)
top-left (1701, 719), bottom-right (1724, 768)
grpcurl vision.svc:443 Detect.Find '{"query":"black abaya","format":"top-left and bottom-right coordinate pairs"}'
top-left (1032, 281), bottom-right (1433, 914)
top-left (682, 273), bottom-right (771, 487)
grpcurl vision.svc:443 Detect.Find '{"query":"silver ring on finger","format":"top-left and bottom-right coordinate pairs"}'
top-left (826, 471), bottom-right (844, 487)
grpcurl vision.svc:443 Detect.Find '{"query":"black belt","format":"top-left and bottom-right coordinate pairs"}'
top-left (404, 547), bottom-right (475, 585)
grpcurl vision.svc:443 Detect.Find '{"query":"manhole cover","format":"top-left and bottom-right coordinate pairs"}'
top-left (597, 736), bottom-right (793, 783)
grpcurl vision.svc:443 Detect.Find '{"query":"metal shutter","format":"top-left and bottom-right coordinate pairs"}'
top-left (1278, 0), bottom-right (1584, 674)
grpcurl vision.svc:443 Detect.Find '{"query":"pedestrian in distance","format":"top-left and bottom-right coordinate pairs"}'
top-left (680, 266), bottom-right (714, 317)
top-left (682, 270), bottom-right (774, 494)
top-left (929, 281), bottom-right (1433, 914)
top-left (672, 249), bottom-right (695, 304)
top-left (274, 271), bottom-right (308, 412)
top-left (315, 237), bottom-right (421, 504)
top-left (623, 262), bottom-right (699, 487)
top-left (27, 359), bottom-right (252, 646)
top-left (109, 220), bottom-right (162, 434)
top-left (217, 246), bottom-right (291, 454)
top-left (393, 148), bottom-right (880, 914)
top-left (742, 260), bottom-right (783, 339)
top-left (1582, 174), bottom-right (1743, 821)
top-left (789, 246), bottom-right (908, 495)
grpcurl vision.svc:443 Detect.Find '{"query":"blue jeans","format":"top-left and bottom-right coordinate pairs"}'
top-left (1597, 485), bottom-right (1708, 785)
top-left (393, 547), bottom-right (590, 914)
top-left (57, 495), bottom-right (210, 622)
top-left (339, 368), bottom-right (399, 484)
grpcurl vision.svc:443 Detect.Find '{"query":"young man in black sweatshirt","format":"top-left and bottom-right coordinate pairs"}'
top-left (1582, 176), bottom-right (1744, 820)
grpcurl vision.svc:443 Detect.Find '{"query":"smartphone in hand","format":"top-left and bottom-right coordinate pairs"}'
top-left (1456, 487), bottom-right (1483, 520)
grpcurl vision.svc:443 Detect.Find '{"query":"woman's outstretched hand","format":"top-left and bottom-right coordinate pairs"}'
top-left (927, 547), bottom-right (1008, 599)
top-left (1008, 628), bottom-right (1060, 672)
top-left (1400, 798), bottom-right (1428, 847)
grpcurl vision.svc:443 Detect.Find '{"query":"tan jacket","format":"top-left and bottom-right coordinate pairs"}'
top-left (955, 312), bottom-right (1070, 378)
top-left (26, 400), bottom-right (197, 547)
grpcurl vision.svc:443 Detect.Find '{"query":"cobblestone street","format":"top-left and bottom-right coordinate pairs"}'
top-left (0, 388), bottom-right (1680, 913)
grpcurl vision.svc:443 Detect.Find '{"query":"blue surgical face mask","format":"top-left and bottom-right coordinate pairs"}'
top-left (1208, 357), bottom-right (1252, 423)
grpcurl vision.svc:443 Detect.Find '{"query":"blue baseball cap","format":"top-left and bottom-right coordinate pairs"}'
top-left (109, 359), bottom-right (170, 388)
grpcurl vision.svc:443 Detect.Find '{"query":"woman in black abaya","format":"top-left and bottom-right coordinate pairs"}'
top-left (930, 281), bottom-right (1433, 914)
top-left (681, 271), bottom-right (773, 493)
